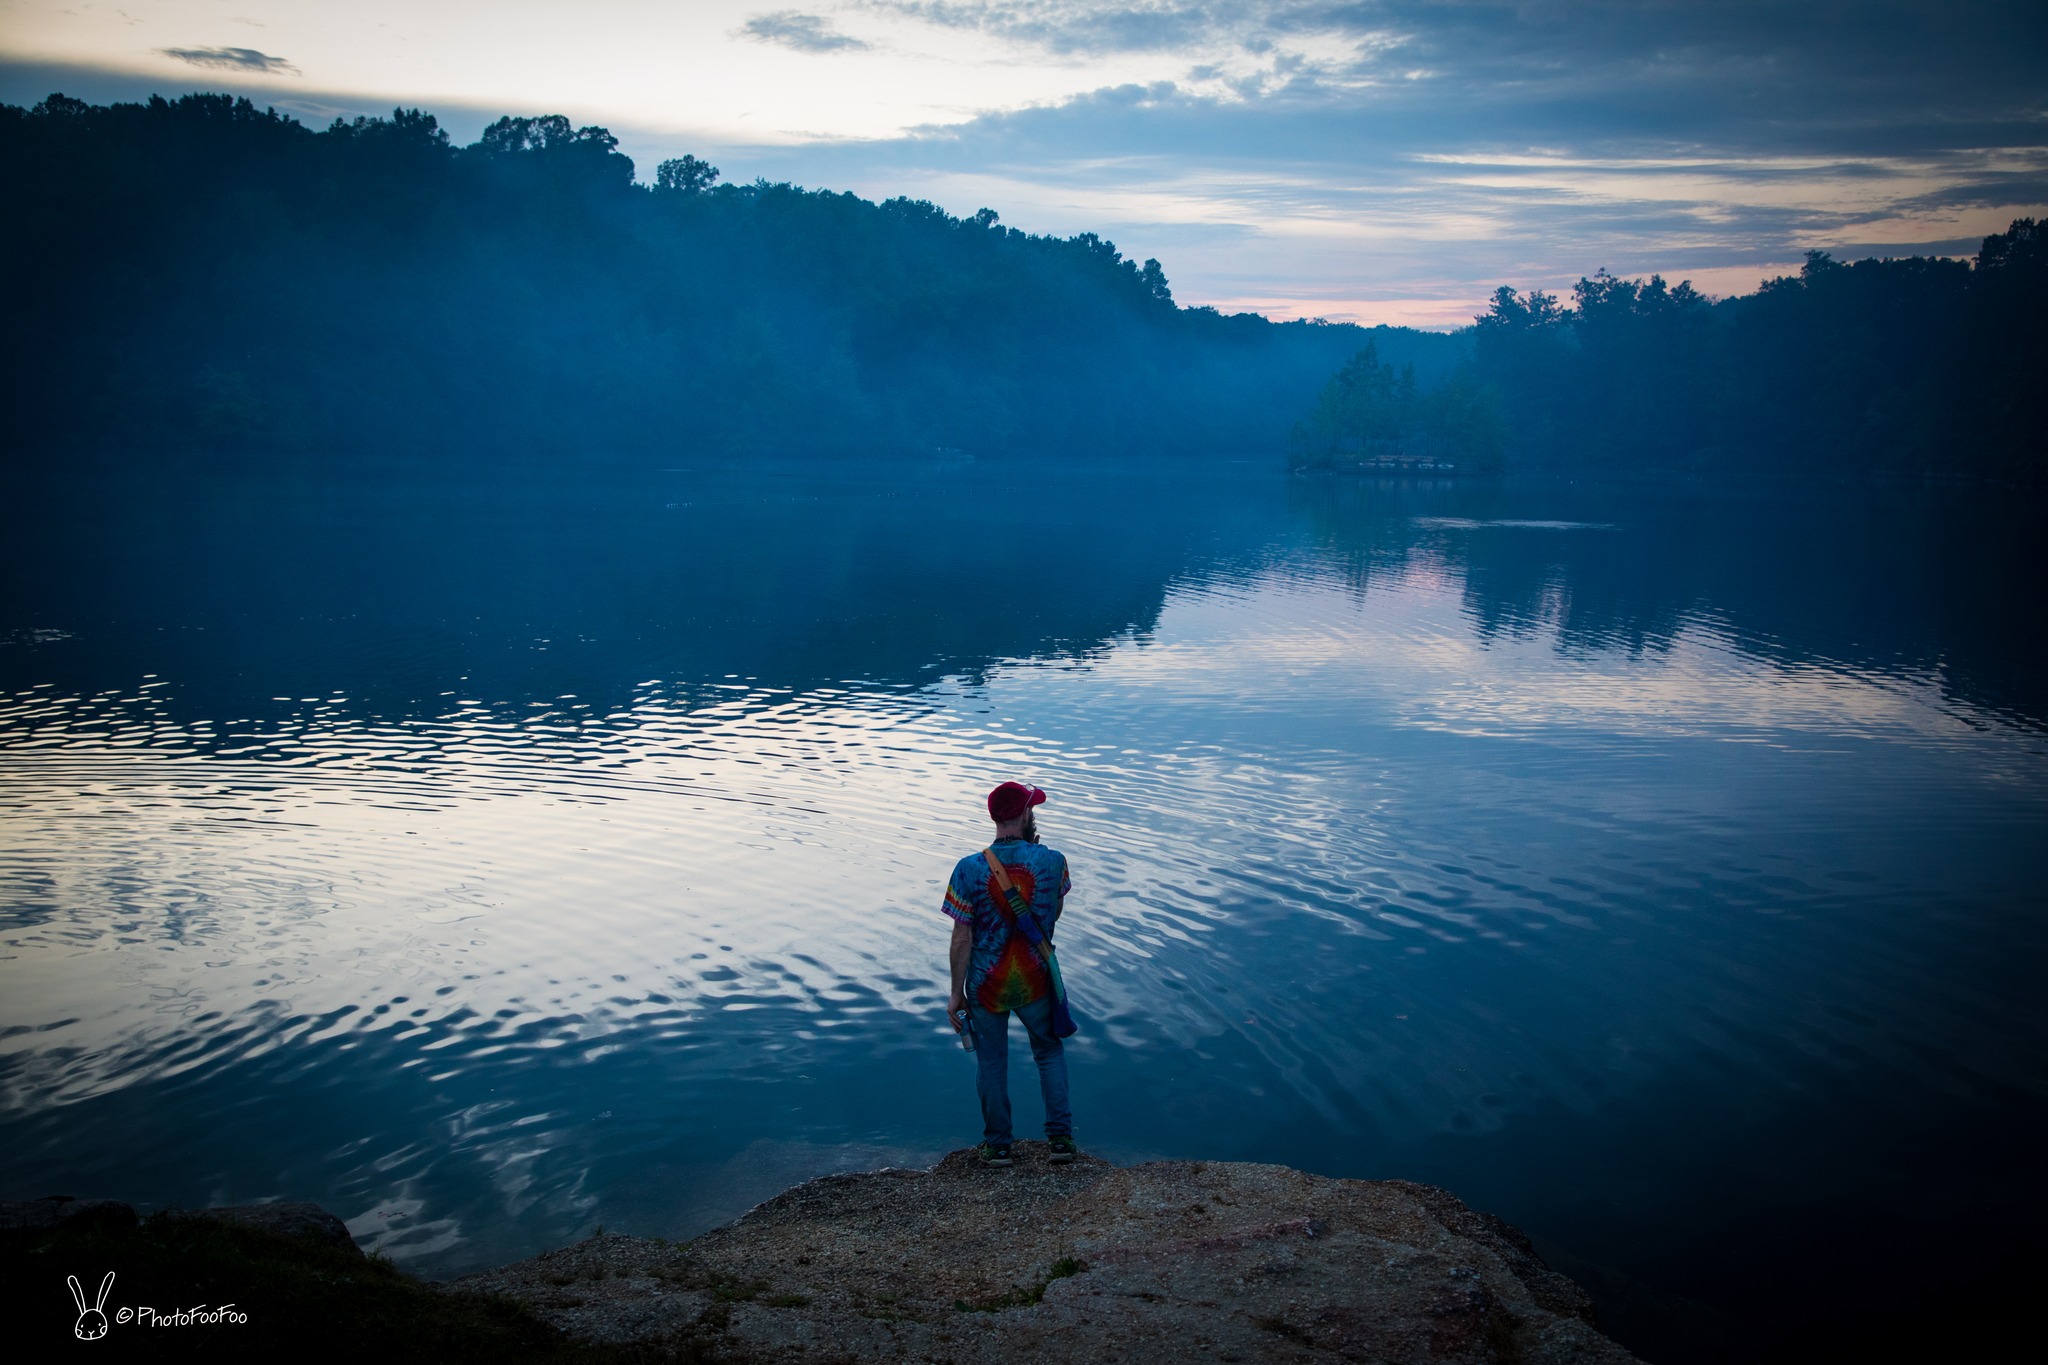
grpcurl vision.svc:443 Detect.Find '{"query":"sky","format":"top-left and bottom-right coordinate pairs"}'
top-left (4, 1), bottom-right (2044, 327)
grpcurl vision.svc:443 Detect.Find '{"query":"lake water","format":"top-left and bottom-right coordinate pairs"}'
top-left (3, 460), bottom-right (2043, 1360)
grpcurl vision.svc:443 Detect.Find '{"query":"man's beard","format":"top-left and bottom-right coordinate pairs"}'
top-left (1020, 811), bottom-right (1039, 843)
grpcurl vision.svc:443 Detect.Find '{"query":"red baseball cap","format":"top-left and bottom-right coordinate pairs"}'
top-left (986, 781), bottom-right (1047, 821)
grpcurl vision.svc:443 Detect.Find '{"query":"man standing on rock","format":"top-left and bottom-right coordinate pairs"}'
top-left (943, 781), bottom-right (1079, 1168)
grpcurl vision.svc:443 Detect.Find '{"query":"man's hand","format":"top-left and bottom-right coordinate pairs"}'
top-left (948, 920), bottom-right (972, 1026)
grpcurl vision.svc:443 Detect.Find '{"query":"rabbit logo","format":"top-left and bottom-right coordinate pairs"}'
top-left (69, 1271), bottom-right (114, 1340)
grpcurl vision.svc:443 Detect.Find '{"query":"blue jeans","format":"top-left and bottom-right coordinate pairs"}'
top-left (970, 995), bottom-right (1072, 1144)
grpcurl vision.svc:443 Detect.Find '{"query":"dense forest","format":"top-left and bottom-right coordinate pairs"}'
top-left (2, 91), bottom-right (2039, 481)
top-left (1460, 230), bottom-right (2045, 484)
top-left (1287, 343), bottom-right (1508, 474)
top-left (0, 91), bottom-right (1443, 464)
top-left (1292, 226), bottom-right (2045, 484)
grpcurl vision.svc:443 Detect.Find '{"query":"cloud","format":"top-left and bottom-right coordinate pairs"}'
top-left (863, 1), bottom-right (2048, 157)
top-left (158, 46), bottom-right (299, 76)
top-left (732, 59), bottom-right (2046, 324)
top-left (34, 4), bottom-right (2047, 327)
top-left (817, 2), bottom-right (2048, 255)
top-left (867, 0), bottom-right (1225, 54)
top-left (741, 11), bottom-right (872, 53)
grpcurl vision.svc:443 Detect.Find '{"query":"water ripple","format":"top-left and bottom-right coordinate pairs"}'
top-left (2, 536), bottom-right (2043, 1277)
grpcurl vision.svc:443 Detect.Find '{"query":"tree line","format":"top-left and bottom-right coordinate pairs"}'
top-left (1287, 344), bottom-right (1508, 474)
top-left (0, 92), bottom-right (1445, 465)
top-left (1465, 228), bottom-right (2044, 483)
top-left (1293, 224), bottom-right (2043, 484)
top-left (5, 91), bottom-right (2037, 482)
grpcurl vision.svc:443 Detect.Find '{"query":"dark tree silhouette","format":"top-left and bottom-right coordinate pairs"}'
top-left (655, 155), bottom-right (719, 193)
top-left (1451, 239), bottom-right (2042, 483)
top-left (0, 91), bottom-right (1453, 466)
top-left (1289, 343), bottom-right (1505, 474)
top-left (4, 91), bottom-right (2036, 482)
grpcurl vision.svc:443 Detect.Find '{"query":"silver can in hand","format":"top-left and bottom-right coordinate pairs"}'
top-left (954, 1008), bottom-right (976, 1051)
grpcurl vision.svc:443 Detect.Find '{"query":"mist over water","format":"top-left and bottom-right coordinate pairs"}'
top-left (2, 459), bottom-right (2043, 1357)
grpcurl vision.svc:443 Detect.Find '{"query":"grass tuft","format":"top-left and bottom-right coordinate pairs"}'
top-left (1253, 1313), bottom-right (1312, 1342)
top-left (954, 1257), bottom-right (1089, 1313)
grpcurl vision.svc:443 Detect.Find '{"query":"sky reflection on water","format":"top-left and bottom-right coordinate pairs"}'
top-left (1, 463), bottom-right (2042, 1354)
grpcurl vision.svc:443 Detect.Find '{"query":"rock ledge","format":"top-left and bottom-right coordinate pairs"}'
top-left (455, 1145), bottom-right (1641, 1363)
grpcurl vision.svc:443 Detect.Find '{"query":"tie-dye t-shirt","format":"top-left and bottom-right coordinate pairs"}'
top-left (942, 839), bottom-right (1071, 1012)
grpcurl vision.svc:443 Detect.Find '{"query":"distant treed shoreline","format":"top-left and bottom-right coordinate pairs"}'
top-left (2, 92), bottom-right (2040, 484)
top-left (1292, 230), bottom-right (2043, 484)
top-left (0, 92), bottom-right (1427, 466)
top-left (1460, 230), bottom-right (2045, 485)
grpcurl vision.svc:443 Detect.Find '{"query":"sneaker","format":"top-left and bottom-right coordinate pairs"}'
top-left (1047, 1134), bottom-right (1080, 1165)
top-left (977, 1142), bottom-right (1014, 1167)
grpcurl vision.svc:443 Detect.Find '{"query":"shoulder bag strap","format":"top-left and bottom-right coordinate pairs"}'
top-left (980, 847), bottom-right (1078, 1035)
top-left (982, 848), bottom-right (1041, 935)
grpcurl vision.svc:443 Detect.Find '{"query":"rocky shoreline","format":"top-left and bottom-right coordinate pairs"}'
top-left (457, 1143), bottom-right (1641, 1362)
top-left (8, 1150), bottom-right (1641, 1362)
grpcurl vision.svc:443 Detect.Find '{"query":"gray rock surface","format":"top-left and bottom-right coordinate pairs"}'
top-left (166, 1201), bottom-right (362, 1253)
top-left (455, 1144), bottom-right (1641, 1363)
top-left (0, 1196), bottom-right (138, 1233)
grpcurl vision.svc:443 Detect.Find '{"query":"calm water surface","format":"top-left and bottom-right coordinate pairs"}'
top-left (3, 461), bottom-right (2043, 1358)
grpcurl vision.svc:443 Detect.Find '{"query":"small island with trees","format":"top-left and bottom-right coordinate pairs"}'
top-left (1287, 343), bottom-right (1507, 475)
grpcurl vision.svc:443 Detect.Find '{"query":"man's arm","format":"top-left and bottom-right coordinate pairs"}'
top-left (948, 920), bottom-right (972, 1018)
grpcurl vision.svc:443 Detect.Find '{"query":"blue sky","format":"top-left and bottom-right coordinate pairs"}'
top-left (5, 1), bottom-right (2042, 326)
